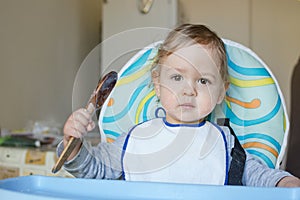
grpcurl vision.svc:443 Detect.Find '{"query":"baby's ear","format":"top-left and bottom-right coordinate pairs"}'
top-left (217, 82), bottom-right (230, 104)
top-left (152, 70), bottom-right (160, 97)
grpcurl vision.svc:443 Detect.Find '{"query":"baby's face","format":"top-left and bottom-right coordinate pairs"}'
top-left (154, 44), bottom-right (225, 124)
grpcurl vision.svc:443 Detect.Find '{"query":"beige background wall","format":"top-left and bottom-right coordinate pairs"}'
top-left (0, 0), bottom-right (299, 130)
top-left (0, 0), bottom-right (102, 130)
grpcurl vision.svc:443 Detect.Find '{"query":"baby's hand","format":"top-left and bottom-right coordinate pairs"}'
top-left (276, 176), bottom-right (300, 187)
top-left (63, 103), bottom-right (95, 148)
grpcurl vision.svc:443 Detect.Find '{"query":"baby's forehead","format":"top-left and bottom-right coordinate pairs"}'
top-left (161, 45), bottom-right (219, 70)
top-left (173, 43), bottom-right (210, 55)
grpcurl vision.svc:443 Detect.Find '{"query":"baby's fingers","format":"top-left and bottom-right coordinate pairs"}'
top-left (64, 121), bottom-right (86, 139)
top-left (64, 110), bottom-right (90, 136)
top-left (87, 121), bottom-right (96, 132)
top-left (74, 108), bottom-right (92, 124)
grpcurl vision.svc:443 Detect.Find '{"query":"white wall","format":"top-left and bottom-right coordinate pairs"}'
top-left (0, 0), bottom-right (101, 130)
top-left (101, 0), bottom-right (177, 74)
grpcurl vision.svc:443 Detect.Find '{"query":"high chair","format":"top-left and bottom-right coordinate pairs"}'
top-left (98, 39), bottom-right (289, 169)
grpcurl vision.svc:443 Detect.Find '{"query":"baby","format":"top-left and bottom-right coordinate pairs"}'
top-left (57, 24), bottom-right (300, 187)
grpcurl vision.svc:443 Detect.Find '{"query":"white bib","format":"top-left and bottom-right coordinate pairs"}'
top-left (122, 118), bottom-right (229, 185)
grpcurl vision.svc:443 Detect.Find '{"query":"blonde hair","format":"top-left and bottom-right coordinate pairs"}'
top-left (152, 24), bottom-right (228, 84)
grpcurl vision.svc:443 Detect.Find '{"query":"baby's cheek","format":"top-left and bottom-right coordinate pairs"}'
top-left (161, 96), bottom-right (177, 111)
top-left (197, 98), bottom-right (214, 116)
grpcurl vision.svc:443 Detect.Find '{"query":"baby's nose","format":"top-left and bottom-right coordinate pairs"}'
top-left (183, 82), bottom-right (197, 96)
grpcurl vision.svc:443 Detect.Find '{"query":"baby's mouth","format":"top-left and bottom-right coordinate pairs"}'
top-left (179, 103), bottom-right (195, 109)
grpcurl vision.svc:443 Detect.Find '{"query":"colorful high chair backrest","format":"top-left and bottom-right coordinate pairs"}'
top-left (99, 39), bottom-right (289, 169)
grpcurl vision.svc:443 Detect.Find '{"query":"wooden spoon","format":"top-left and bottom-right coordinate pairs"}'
top-left (52, 71), bottom-right (118, 173)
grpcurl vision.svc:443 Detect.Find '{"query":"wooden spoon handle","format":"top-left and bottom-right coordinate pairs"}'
top-left (51, 137), bottom-right (80, 173)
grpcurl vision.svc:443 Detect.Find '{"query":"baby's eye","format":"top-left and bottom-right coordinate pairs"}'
top-left (171, 74), bottom-right (183, 81)
top-left (198, 78), bottom-right (210, 84)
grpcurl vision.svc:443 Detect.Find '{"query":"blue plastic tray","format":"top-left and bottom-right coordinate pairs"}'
top-left (0, 175), bottom-right (300, 200)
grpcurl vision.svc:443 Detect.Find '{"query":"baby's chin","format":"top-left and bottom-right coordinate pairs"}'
top-left (171, 116), bottom-right (206, 124)
top-left (179, 113), bottom-right (209, 124)
top-left (180, 119), bottom-right (205, 124)
top-left (165, 110), bottom-right (210, 124)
